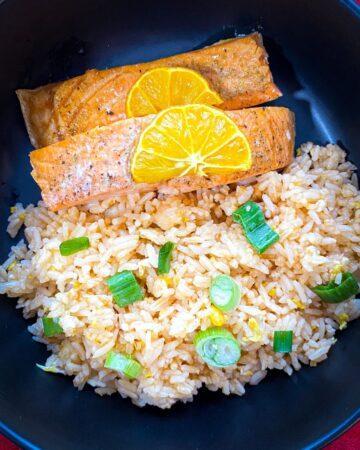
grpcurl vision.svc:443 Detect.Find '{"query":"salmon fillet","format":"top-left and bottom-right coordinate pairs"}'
top-left (30, 107), bottom-right (295, 211)
top-left (18, 33), bottom-right (281, 148)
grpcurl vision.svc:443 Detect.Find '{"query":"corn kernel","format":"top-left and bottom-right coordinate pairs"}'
top-left (210, 306), bottom-right (225, 326)
top-left (291, 298), bottom-right (305, 310)
top-left (10, 206), bottom-right (16, 214)
top-left (268, 288), bottom-right (276, 298)
top-left (72, 281), bottom-right (81, 289)
top-left (244, 371), bottom-right (253, 377)
top-left (248, 318), bottom-right (262, 342)
top-left (296, 148), bottom-right (302, 157)
top-left (338, 313), bottom-right (349, 330)
top-left (331, 264), bottom-right (344, 276)
top-left (160, 274), bottom-right (173, 287)
top-left (18, 213), bottom-right (26, 221)
top-left (144, 370), bottom-right (152, 378)
top-left (7, 261), bottom-right (17, 271)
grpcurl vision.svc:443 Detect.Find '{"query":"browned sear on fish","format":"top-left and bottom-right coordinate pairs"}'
top-left (17, 33), bottom-right (281, 148)
top-left (30, 107), bottom-right (295, 211)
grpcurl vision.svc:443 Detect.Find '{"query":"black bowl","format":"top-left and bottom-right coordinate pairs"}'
top-left (0, 1), bottom-right (359, 449)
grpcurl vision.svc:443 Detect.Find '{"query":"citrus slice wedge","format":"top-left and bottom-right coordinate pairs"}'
top-left (131, 105), bottom-right (252, 183)
top-left (126, 68), bottom-right (223, 118)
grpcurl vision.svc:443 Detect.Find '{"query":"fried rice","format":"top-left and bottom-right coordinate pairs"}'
top-left (1, 142), bottom-right (359, 408)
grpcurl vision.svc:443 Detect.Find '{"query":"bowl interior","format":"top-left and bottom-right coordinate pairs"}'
top-left (0, 1), bottom-right (359, 449)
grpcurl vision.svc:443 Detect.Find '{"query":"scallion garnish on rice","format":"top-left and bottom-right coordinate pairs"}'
top-left (273, 330), bottom-right (293, 353)
top-left (104, 351), bottom-right (142, 379)
top-left (210, 274), bottom-right (240, 312)
top-left (194, 327), bottom-right (241, 367)
top-left (157, 242), bottom-right (175, 275)
top-left (312, 272), bottom-right (359, 303)
top-left (42, 317), bottom-right (63, 337)
top-left (232, 201), bottom-right (279, 253)
top-left (106, 270), bottom-right (143, 307)
top-left (59, 236), bottom-right (90, 256)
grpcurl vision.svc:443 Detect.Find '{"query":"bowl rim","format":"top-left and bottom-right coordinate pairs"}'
top-left (1, 400), bottom-right (359, 449)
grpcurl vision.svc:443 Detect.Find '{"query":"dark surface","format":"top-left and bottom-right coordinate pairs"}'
top-left (0, 1), bottom-right (359, 449)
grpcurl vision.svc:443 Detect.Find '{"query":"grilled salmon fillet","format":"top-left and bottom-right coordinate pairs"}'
top-left (30, 107), bottom-right (295, 211)
top-left (18, 33), bottom-right (281, 148)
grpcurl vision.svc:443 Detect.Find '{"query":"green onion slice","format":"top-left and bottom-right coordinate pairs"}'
top-left (232, 201), bottom-right (279, 254)
top-left (59, 237), bottom-right (90, 256)
top-left (210, 275), bottom-right (240, 312)
top-left (104, 351), bottom-right (142, 379)
top-left (312, 272), bottom-right (359, 303)
top-left (157, 242), bottom-right (175, 275)
top-left (42, 317), bottom-right (63, 337)
top-left (106, 270), bottom-right (144, 307)
top-left (194, 327), bottom-right (241, 367)
top-left (273, 330), bottom-right (293, 353)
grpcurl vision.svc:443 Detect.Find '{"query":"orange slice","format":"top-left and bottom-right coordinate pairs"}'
top-left (126, 68), bottom-right (223, 118)
top-left (131, 105), bottom-right (251, 183)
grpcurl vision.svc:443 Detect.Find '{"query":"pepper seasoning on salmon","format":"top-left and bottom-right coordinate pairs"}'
top-left (18, 33), bottom-right (281, 148)
top-left (30, 106), bottom-right (295, 211)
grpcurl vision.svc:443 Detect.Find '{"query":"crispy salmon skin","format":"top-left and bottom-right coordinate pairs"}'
top-left (30, 107), bottom-right (295, 211)
top-left (18, 33), bottom-right (281, 148)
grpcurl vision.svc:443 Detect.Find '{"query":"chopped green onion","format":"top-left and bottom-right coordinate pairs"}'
top-left (157, 242), bottom-right (175, 275)
top-left (312, 272), bottom-right (359, 303)
top-left (42, 317), bottom-right (63, 337)
top-left (194, 327), bottom-right (241, 367)
top-left (273, 330), bottom-right (293, 353)
top-left (59, 237), bottom-right (90, 256)
top-left (232, 201), bottom-right (279, 253)
top-left (210, 275), bottom-right (240, 312)
top-left (104, 351), bottom-right (142, 379)
top-left (106, 270), bottom-right (143, 307)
